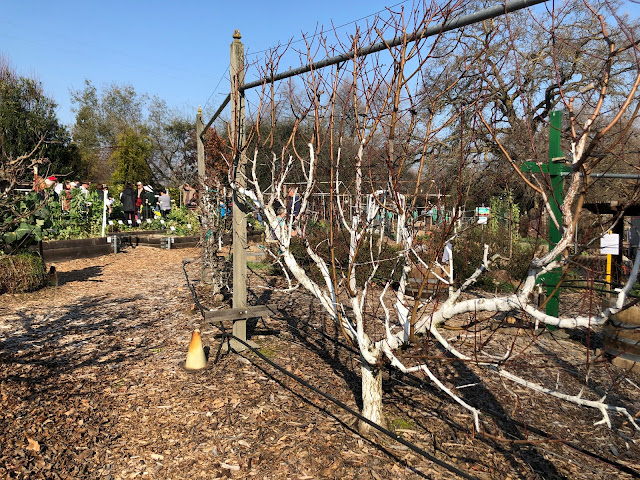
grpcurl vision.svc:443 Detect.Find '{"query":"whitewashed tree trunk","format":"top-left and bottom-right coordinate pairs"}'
top-left (359, 360), bottom-right (385, 433)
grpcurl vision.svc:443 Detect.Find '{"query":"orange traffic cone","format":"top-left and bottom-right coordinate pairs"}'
top-left (185, 329), bottom-right (207, 371)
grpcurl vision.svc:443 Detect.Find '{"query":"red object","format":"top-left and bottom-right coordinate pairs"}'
top-left (47, 176), bottom-right (57, 181)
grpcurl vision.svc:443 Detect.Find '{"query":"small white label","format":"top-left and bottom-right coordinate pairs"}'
top-left (137, 219), bottom-right (141, 224)
top-left (108, 220), bottom-right (114, 225)
top-left (147, 218), bottom-right (152, 224)
top-left (170, 226), bottom-right (176, 231)
top-left (118, 220), bottom-right (123, 225)
top-left (187, 223), bottom-right (192, 229)
top-left (160, 220), bottom-right (165, 224)
top-left (600, 233), bottom-right (620, 255)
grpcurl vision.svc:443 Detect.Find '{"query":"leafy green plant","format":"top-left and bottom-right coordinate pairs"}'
top-left (1, 191), bottom-right (52, 252)
top-left (387, 416), bottom-right (416, 433)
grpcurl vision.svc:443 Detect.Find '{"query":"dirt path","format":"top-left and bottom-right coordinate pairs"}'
top-left (1, 247), bottom-right (639, 479)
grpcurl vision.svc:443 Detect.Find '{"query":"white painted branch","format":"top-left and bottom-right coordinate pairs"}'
top-left (297, 143), bottom-right (316, 219)
top-left (498, 369), bottom-right (640, 431)
top-left (383, 346), bottom-right (480, 432)
top-left (334, 147), bottom-right (353, 234)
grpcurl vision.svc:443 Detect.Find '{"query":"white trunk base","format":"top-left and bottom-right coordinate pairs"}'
top-left (360, 361), bottom-right (386, 433)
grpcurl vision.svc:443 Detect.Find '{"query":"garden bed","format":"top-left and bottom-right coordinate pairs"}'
top-left (33, 233), bottom-right (200, 262)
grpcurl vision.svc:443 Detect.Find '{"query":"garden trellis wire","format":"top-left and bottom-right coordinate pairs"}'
top-left (199, 0), bottom-right (550, 137)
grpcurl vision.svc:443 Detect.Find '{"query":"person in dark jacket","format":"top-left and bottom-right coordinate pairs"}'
top-left (120, 183), bottom-right (136, 225)
top-left (142, 185), bottom-right (157, 219)
top-left (287, 187), bottom-right (301, 218)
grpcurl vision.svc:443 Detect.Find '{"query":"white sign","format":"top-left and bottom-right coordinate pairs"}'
top-left (108, 220), bottom-right (114, 226)
top-left (170, 226), bottom-right (176, 231)
top-left (600, 233), bottom-right (620, 255)
top-left (442, 242), bottom-right (452, 263)
top-left (118, 220), bottom-right (123, 225)
top-left (477, 216), bottom-right (488, 224)
top-left (147, 219), bottom-right (152, 224)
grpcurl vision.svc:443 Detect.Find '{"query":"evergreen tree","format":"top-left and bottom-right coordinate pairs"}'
top-left (110, 129), bottom-right (152, 185)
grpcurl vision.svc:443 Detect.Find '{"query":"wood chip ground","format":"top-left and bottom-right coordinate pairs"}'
top-left (1, 246), bottom-right (639, 479)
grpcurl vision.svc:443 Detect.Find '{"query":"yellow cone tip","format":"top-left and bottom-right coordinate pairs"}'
top-left (185, 329), bottom-right (207, 370)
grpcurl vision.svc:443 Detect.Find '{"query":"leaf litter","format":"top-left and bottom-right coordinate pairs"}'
top-left (0, 246), bottom-right (638, 479)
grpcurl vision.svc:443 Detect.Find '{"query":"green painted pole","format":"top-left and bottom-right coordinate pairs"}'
top-left (521, 111), bottom-right (569, 319)
top-left (545, 110), bottom-right (563, 318)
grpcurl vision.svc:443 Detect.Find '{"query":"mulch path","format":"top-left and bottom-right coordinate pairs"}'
top-left (1, 246), bottom-right (639, 479)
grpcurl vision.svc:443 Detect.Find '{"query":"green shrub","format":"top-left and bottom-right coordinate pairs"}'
top-left (453, 226), bottom-right (535, 291)
top-left (1, 191), bottom-right (52, 251)
top-left (288, 226), bottom-right (403, 287)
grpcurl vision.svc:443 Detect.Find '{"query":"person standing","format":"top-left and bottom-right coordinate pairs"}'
top-left (121, 183), bottom-right (136, 225)
top-left (158, 189), bottom-right (171, 218)
top-left (142, 185), bottom-right (157, 219)
top-left (61, 181), bottom-right (73, 211)
top-left (135, 181), bottom-right (145, 219)
top-left (105, 195), bottom-right (114, 218)
top-left (287, 187), bottom-right (301, 218)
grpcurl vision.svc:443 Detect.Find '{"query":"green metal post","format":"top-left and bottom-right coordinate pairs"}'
top-left (545, 111), bottom-right (563, 318)
top-left (522, 111), bottom-right (569, 318)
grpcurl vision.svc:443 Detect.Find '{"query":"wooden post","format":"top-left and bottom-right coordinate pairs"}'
top-left (230, 30), bottom-right (249, 351)
top-left (196, 107), bottom-right (205, 185)
top-left (196, 107), bottom-right (213, 284)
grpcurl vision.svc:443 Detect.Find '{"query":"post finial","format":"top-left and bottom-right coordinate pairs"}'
top-left (232, 29), bottom-right (241, 40)
top-left (198, 105), bottom-right (202, 114)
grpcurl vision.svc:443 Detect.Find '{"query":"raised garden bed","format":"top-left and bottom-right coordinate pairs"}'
top-left (35, 232), bottom-right (200, 262)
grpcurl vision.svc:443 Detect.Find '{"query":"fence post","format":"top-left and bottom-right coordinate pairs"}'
top-left (196, 106), bottom-right (212, 284)
top-left (230, 30), bottom-right (249, 351)
top-left (196, 107), bottom-right (205, 185)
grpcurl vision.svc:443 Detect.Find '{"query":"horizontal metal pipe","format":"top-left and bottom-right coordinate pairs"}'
top-left (561, 172), bottom-right (640, 180)
top-left (240, 0), bottom-right (549, 92)
top-left (203, 0), bottom-right (549, 130)
top-left (200, 94), bottom-right (230, 140)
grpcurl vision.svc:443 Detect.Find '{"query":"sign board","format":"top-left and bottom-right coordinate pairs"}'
top-left (600, 233), bottom-right (620, 255)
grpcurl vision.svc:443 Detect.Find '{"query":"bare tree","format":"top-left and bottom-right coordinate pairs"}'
top-left (228, 0), bottom-right (640, 435)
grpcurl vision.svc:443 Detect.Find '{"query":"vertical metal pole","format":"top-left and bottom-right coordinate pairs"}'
top-left (606, 251), bottom-right (612, 295)
top-left (230, 30), bottom-right (249, 351)
top-left (546, 110), bottom-right (563, 318)
top-left (612, 215), bottom-right (624, 286)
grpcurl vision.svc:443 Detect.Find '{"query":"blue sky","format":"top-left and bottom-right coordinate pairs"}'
top-left (2, 0), bottom-right (415, 127)
top-left (3, 1), bottom-right (640, 128)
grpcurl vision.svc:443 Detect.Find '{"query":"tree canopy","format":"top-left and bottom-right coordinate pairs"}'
top-left (0, 57), bottom-right (82, 180)
top-left (109, 128), bottom-right (153, 185)
top-left (71, 81), bottom-right (199, 186)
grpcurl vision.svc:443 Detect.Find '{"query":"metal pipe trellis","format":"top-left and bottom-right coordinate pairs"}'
top-left (200, 0), bottom-right (549, 138)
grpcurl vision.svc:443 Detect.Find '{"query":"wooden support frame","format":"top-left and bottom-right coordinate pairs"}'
top-left (229, 30), bottom-right (250, 352)
top-left (206, 305), bottom-right (276, 323)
